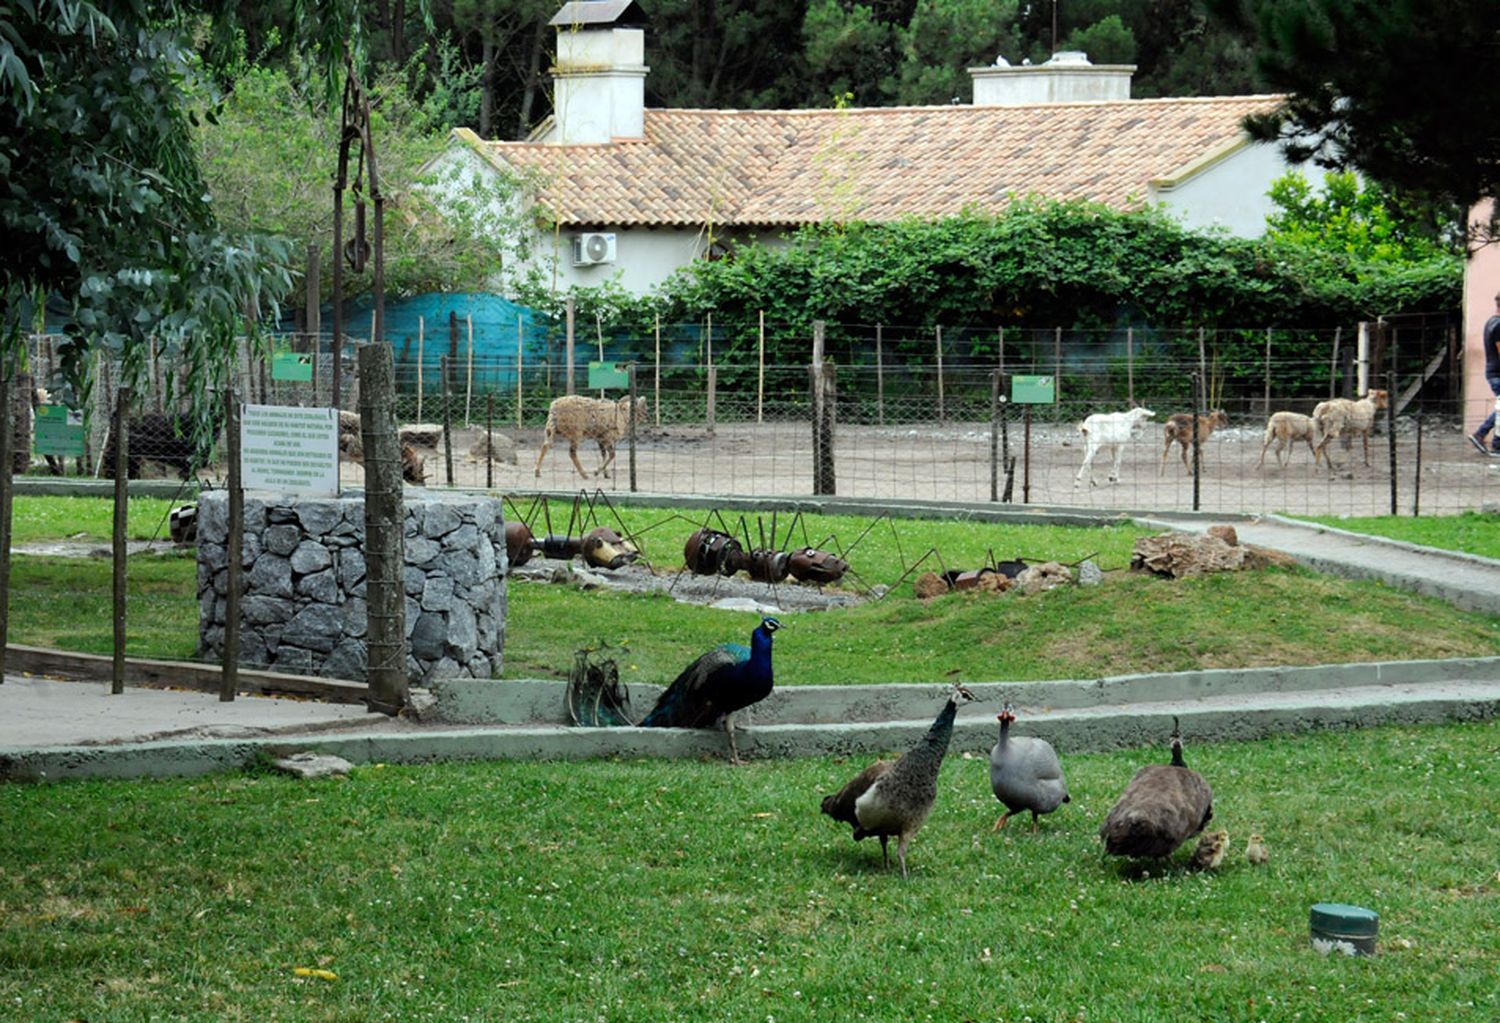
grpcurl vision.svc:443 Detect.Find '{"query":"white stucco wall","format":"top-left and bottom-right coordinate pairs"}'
top-left (1151, 140), bottom-right (1311, 238)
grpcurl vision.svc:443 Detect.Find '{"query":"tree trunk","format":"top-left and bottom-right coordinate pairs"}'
top-left (480, 31), bottom-right (496, 139)
top-left (516, 19), bottom-right (546, 137)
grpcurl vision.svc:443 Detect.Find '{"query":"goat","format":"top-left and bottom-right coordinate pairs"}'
top-left (534, 395), bottom-right (648, 479)
top-left (1074, 407), bottom-right (1155, 488)
top-left (1160, 409), bottom-right (1229, 474)
top-left (1257, 411), bottom-right (1319, 468)
top-left (1312, 389), bottom-right (1389, 470)
top-left (335, 410), bottom-right (427, 484)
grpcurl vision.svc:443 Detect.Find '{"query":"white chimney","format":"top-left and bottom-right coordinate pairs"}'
top-left (970, 51), bottom-right (1134, 106)
top-left (550, 1), bottom-right (649, 144)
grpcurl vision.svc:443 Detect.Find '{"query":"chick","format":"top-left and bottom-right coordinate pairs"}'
top-left (1245, 832), bottom-right (1269, 866)
top-left (1189, 829), bottom-right (1229, 871)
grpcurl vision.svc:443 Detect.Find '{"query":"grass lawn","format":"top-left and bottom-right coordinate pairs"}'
top-left (7, 495), bottom-right (186, 545)
top-left (1, 722), bottom-right (1495, 1021)
top-left (1294, 511), bottom-right (1500, 561)
top-left (6, 498), bottom-right (1500, 680)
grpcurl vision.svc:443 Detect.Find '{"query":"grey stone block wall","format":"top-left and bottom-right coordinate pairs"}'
top-left (196, 491), bottom-right (506, 683)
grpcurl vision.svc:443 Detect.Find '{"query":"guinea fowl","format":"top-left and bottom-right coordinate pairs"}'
top-left (1099, 716), bottom-right (1214, 860)
top-left (639, 617), bottom-right (781, 762)
top-left (829, 684), bottom-right (977, 878)
top-left (989, 702), bottom-right (1070, 833)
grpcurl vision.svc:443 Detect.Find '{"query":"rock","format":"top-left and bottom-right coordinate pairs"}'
top-left (1130, 532), bottom-right (1250, 577)
top-left (914, 571), bottom-right (949, 599)
top-left (1017, 561), bottom-right (1072, 594)
top-left (1206, 524), bottom-right (1239, 546)
top-left (1078, 559), bottom-right (1103, 586)
top-left (290, 540), bottom-right (333, 575)
top-left (271, 752), bottom-right (354, 779)
top-left (262, 524), bottom-right (301, 557)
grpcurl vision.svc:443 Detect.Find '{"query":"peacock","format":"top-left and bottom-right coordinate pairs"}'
top-left (824, 684), bottom-right (977, 878)
top-left (989, 702), bottom-right (1070, 833)
top-left (1099, 716), bottom-right (1214, 860)
top-left (639, 616), bottom-right (782, 762)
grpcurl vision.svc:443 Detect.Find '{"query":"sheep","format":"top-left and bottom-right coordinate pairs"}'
top-left (1257, 411), bottom-right (1319, 468)
top-left (1312, 388), bottom-right (1389, 470)
top-left (534, 395), bottom-right (648, 479)
top-left (1074, 406), bottom-right (1155, 488)
top-left (1160, 409), bottom-right (1229, 474)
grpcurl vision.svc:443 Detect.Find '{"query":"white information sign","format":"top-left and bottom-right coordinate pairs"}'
top-left (240, 404), bottom-right (340, 497)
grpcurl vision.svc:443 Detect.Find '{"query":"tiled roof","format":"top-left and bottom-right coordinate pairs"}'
top-left (461, 96), bottom-right (1284, 228)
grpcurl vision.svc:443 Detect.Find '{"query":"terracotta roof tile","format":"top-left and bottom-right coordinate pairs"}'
top-left (475, 96), bottom-right (1283, 228)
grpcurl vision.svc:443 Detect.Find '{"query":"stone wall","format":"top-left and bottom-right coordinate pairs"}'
top-left (196, 491), bottom-right (506, 682)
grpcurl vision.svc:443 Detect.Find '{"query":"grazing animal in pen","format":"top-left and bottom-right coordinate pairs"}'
top-left (828, 684), bottom-right (977, 878)
top-left (336, 410), bottom-right (429, 485)
top-left (1074, 407), bottom-right (1155, 488)
top-left (1312, 389), bottom-right (1389, 470)
top-left (989, 703), bottom-right (1069, 833)
top-left (533, 395), bottom-right (647, 479)
top-left (1099, 717), bottom-right (1214, 860)
top-left (101, 412), bottom-right (218, 481)
top-left (1257, 411), bottom-right (1319, 468)
top-left (639, 617), bottom-right (781, 763)
top-left (1160, 409), bottom-right (1229, 474)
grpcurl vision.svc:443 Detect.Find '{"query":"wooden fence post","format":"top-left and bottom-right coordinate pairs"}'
top-left (0, 362), bottom-right (11, 684)
top-left (1263, 327), bottom-right (1273, 417)
top-left (465, 314), bottom-right (474, 425)
top-left (440, 354), bottom-right (454, 486)
top-left (416, 314), bottom-right (425, 423)
top-left (565, 295), bottom-right (575, 396)
top-left (111, 386), bottom-right (131, 695)
top-left (654, 312), bottom-right (661, 427)
top-left (628, 362), bottom-right (639, 493)
top-left (515, 313), bottom-right (524, 430)
top-left (1126, 326), bottom-right (1134, 406)
top-left (811, 321), bottom-right (836, 495)
top-left (1054, 327), bottom-right (1062, 406)
top-left (358, 342), bottom-right (407, 716)
top-left (935, 325), bottom-right (945, 424)
top-left (222, 389), bottom-right (241, 702)
top-left (1329, 325), bottom-right (1342, 398)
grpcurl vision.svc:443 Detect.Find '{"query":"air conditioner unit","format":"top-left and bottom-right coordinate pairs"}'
top-left (572, 232), bottom-right (617, 266)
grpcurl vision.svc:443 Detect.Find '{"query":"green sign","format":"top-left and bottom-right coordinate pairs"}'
top-left (272, 350), bottom-right (314, 382)
top-left (34, 404), bottom-right (86, 458)
top-left (1010, 374), bottom-right (1056, 404)
top-left (587, 361), bottom-right (630, 389)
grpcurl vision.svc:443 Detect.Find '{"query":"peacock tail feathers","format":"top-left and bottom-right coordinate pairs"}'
top-left (566, 648), bottom-right (637, 727)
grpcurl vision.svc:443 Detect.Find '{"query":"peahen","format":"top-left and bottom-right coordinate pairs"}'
top-left (639, 616), bottom-right (782, 762)
top-left (825, 684), bottom-right (977, 878)
top-left (1099, 716), bottom-right (1214, 859)
top-left (989, 702), bottom-right (1070, 833)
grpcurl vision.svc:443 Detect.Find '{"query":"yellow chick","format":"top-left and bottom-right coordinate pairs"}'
top-left (1246, 833), bottom-right (1269, 866)
top-left (1189, 830), bottom-right (1230, 871)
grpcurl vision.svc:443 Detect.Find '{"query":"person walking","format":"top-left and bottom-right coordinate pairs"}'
top-left (1469, 291), bottom-right (1500, 456)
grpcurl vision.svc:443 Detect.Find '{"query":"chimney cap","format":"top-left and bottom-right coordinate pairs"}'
top-left (1045, 51), bottom-right (1093, 66)
top-left (549, 1), bottom-right (648, 29)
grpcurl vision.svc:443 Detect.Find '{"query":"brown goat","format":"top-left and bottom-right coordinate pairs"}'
top-left (1160, 409), bottom-right (1229, 474)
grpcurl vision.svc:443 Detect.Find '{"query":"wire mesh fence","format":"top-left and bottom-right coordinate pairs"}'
top-left (13, 318), bottom-right (1499, 517)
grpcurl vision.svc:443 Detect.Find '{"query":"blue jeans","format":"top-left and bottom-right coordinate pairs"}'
top-left (1478, 373), bottom-right (1500, 445)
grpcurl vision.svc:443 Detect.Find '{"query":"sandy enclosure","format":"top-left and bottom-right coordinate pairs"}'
top-left (335, 417), bottom-right (1500, 519)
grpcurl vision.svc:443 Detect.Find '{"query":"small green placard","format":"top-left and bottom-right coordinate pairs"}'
top-left (272, 351), bottom-right (314, 382)
top-left (587, 361), bottom-right (629, 389)
top-left (1010, 374), bottom-right (1056, 404)
top-left (34, 404), bottom-right (86, 457)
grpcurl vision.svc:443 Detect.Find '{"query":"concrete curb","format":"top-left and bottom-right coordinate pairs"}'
top-left (6, 657), bottom-right (1498, 782)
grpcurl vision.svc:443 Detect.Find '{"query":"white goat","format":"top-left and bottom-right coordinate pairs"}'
top-left (1074, 407), bottom-right (1155, 487)
top-left (534, 395), bottom-right (648, 479)
top-left (1257, 411), bottom-right (1318, 468)
top-left (1312, 389), bottom-right (1388, 470)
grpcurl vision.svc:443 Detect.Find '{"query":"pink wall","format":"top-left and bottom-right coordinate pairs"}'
top-left (1463, 200), bottom-right (1500, 435)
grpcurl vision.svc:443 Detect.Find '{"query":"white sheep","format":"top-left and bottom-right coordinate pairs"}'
top-left (534, 395), bottom-right (648, 478)
top-left (1074, 406), bottom-right (1155, 487)
top-left (1312, 389), bottom-right (1388, 470)
top-left (1257, 411), bottom-right (1318, 468)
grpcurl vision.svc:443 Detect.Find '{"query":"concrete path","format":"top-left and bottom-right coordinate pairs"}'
top-left (4, 508), bottom-right (1498, 780)
top-left (1134, 511), bottom-right (1500, 617)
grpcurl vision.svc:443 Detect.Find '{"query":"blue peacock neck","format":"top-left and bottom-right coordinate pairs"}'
top-left (748, 624), bottom-right (775, 678)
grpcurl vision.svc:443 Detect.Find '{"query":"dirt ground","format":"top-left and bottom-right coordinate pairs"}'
top-left (337, 416), bottom-right (1500, 519)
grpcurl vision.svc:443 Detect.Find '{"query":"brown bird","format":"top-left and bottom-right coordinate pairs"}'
top-left (1246, 833), bottom-right (1269, 866)
top-left (1099, 716), bottom-right (1214, 859)
top-left (824, 685), bottom-right (977, 878)
top-left (1189, 830), bottom-right (1230, 871)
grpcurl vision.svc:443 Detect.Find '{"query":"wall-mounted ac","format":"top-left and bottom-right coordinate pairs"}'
top-left (572, 232), bottom-right (617, 266)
